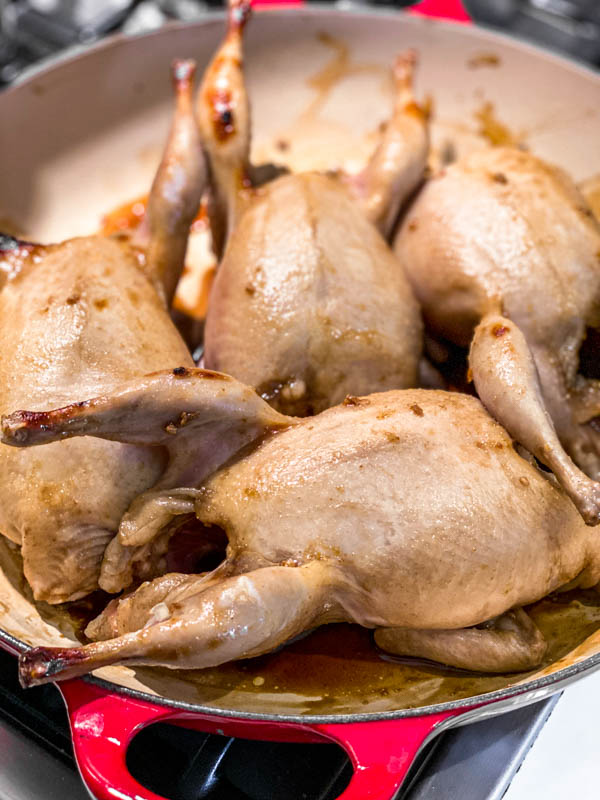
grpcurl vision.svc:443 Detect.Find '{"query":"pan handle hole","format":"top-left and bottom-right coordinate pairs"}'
top-left (126, 722), bottom-right (352, 799)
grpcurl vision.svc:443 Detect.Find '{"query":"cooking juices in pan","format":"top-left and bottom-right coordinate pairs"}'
top-left (152, 590), bottom-right (600, 710)
top-left (34, 592), bottom-right (600, 710)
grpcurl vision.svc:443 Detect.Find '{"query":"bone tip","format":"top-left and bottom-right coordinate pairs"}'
top-left (582, 505), bottom-right (600, 526)
top-left (172, 59), bottom-right (196, 91)
top-left (394, 49), bottom-right (418, 84)
top-left (228, 0), bottom-right (252, 32)
top-left (0, 233), bottom-right (36, 253)
top-left (84, 616), bottom-right (104, 641)
top-left (0, 413), bottom-right (30, 445)
top-left (19, 647), bottom-right (78, 687)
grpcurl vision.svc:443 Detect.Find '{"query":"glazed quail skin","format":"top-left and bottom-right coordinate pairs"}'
top-left (199, 0), bottom-right (426, 416)
top-left (3, 0), bottom-right (600, 690)
top-left (395, 146), bottom-right (600, 525)
top-left (3, 369), bottom-right (599, 686)
top-left (0, 61), bottom-right (206, 603)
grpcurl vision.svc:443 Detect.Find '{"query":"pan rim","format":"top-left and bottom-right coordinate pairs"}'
top-left (4, 5), bottom-right (599, 101)
top-left (2, 625), bottom-right (600, 724)
top-left (2, 4), bottom-right (600, 726)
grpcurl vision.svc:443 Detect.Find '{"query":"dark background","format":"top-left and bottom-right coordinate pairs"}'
top-left (0, 0), bottom-right (599, 88)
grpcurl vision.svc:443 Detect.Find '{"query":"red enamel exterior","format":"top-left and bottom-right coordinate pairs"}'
top-left (312, 714), bottom-right (464, 799)
top-left (251, 0), bottom-right (472, 23)
top-left (408, 0), bottom-right (472, 23)
top-left (59, 679), bottom-right (467, 800)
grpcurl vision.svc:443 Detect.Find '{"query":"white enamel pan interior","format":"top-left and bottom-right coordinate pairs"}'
top-left (1, 7), bottom-right (600, 722)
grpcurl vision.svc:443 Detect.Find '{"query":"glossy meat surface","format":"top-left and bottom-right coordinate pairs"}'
top-left (0, 60), bottom-right (204, 602)
top-left (9, 381), bottom-right (600, 683)
top-left (395, 146), bottom-right (600, 517)
top-left (8, 4), bottom-right (600, 686)
top-left (395, 147), bottom-right (600, 351)
top-left (200, 0), bottom-right (425, 415)
top-left (205, 173), bottom-right (422, 414)
top-left (198, 390), bottom-right (595, 626)
top-left (0, 237), bottom-right (193, 602)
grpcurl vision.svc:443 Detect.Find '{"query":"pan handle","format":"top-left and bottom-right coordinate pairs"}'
top-left (60, 677), bottom-right (471, 800)
top-left (313, 711), bottom-right (464, 800)
top-left (59, 679), bottom-right (178, 800)
top-left (408, 0), bottom-right (472, 23)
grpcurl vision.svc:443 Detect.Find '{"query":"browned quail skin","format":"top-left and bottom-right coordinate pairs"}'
top-left (0, 60), bottom-right (206, 603)
top-left (200, 0), bottom-right (425, 416)
top-left (395, 146), bottom-right (600, 524)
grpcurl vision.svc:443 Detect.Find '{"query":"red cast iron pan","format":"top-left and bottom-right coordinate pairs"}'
top-left (1, 2), bottom-right (600, 798)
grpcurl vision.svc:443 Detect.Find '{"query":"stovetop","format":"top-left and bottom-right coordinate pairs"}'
top-left (0, 647), bottom-right (559, 800)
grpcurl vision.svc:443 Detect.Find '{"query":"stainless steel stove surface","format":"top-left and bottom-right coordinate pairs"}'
top-left (0, 649), bottom-right (559, 800)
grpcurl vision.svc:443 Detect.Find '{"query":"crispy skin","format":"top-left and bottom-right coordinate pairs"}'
top-left (395, 146), bottom-right (600, 515)
top-left (396, 147), bottom-right (600, 352)
top-left (197, 390), bottom-right (597, 628)
top-left (198, 2), bottom-right (425, 415)
top-left (0, 60), bottom-right (205, 603)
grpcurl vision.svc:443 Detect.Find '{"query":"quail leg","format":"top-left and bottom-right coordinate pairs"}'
top-left (376, 608), bottom-right (547, 673)
top-left (345, 51), bottom-right (429, 238)
top-left (470, 312), bottom-right (600, 525)
top-left (134, 60), bottom-right (206, 304)
top-left (19, 561), bottom-right (334, 686)
top-left (196, 0), bottom-right (252, 252)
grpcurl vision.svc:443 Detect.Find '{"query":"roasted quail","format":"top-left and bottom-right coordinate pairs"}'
top-left (0, 61), bottom-right (205, 602)
top-left (395, 146), bottom-right (600, 524)
top-left (201, 0), bottom-right (426, 415)
top-left (5, 371), bottom-right (598, 683)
